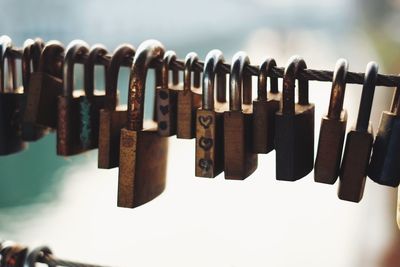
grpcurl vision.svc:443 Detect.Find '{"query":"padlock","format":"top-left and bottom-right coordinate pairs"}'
top-left (223, 51), bottom-right (257, 180)
top-left (176, 52), bottom-right (202, 139)
top-left (0, 35), bottom-right (26, 155)
top-left (24, 41), bottom-right (64, 128)
top-left (252, 58), bottom-right (280, 153)
top-left (338, 62), bottom-right (378, 202)
top-left (314, 59), bottom-right (348, 184)
top-left (195, 49), bottom-right (227, 178)
top-left (156, 50), bottom-right (180, 137)
top-left (275, 56), bottom-right (314, 181)
top-left (118, 40), bottom-right (168, 208)
top-left (20, 38), bottom-right (49, 141)
top-left (98, 44), bottom-right (135, 169)
top-left (57, 41), bottom-right (109, 155)
top-left (0, 241), bottom-right (28, 267)
top-left (368, 83), bottom-right (400, 187)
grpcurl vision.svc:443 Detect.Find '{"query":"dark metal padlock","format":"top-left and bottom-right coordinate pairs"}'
top-left (314, 59), bottom-right (348, 184)
top-left (24, 40), bottom-right (64, 128)
top-left (0, 35), bottom-right (26, 155)
top-left (252, 58), bottom-right (280, 153)
top-left (195, 49), bottom-right (227, 178)
top-left (224, 51), bottom-right (257, 180)
top-left (57, 41), bottom-right (108, 155)
top-left (118, 40), bottom-right (168, 208)
top-left (368, 83), bottom-right (400, 187)
top-left (20, 38), bottom-right (49, 141)
top-left (275, 56), bottom-right (315, 181)
top-left (177, 52), bottom-right (202, 139)
top-left (156, 50), bottom-right (180, 137)
top-left (98, 44), bottom-right (135, 169)
top-left (0, 241), bottom-right (28, 267)
top-left (338, 62), bottom-right (378, 202)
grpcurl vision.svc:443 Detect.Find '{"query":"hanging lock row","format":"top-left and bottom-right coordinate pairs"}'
top-left (1, 35), bottom-right (400, 208)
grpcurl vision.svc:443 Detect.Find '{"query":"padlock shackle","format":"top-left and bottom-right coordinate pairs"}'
top-left (22, 38), bottom-right (44, 91)
top-left (0, 35), bottom-right (17, 93)
top-left (39, 41), bottom-right (64, 79)
top-left (356, 61), bottom-right (378, 132)
top-left (229, 51), bottom-right (251, 111)
top-left (183, 52), bottom-right (200, 92)
top-left (161, 51), bottom-right (179, 88)
top-left (327, 58), bottom-right (348, 120)
top-left (282, 56), bottom-right (308, 115)
top-left (62, 40), bottom-right (90, 97)
top-left (257, 58), bottom-right (278, 100)
top-left (105, 44), bottom-right (135, 111)
top-left (202, 49), bottom-right (226, 110)
top-left (84, 44), bottom-right (108, 99)
top-left (127, 40), bottom-right (165, 131)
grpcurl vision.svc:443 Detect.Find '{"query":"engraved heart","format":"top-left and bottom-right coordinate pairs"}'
top-left (198, 115), bottom-right (213, 129)
top-left (159, 105), bottom-right (169, 115)
top-left (159, 121), bottom-right (167, 130)
top-left (199, 158), bottom-right (212, 172)
top-left (159, 90), bottom-right (169, 100)
top-left (199, 137), bottom-right (213, 151)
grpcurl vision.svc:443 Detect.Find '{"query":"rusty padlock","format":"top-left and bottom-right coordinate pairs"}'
top-left (24, 41), bottom-right (64, 128)
top-left (368, 83), bottom-right (400, 187)
top-left (314, 59), bottom-right (348, 184)
top-left (176, 52), bottom-right (202, 139)
top-left (0, 241), bottom-right (28, 267)
top-left (275, 56), bottom-right (314, 181)
top-left (118, 40), bottom-right (168, 208)
top-left (20, 38), bottom-right (49, 141)
top-left (195, 49), bottom-right (227, 178)
top-left (98, 44), bottom-right (135, 169)
top-left (0, 36), bottom-right (26, 155)
top-left (224, 51), bottom-right (257, 180)
top-left (57, 41), bottom-right (109, 155)
top-left (252, 58), bottom-right (280, 153)
top-left (338, 62), bottom-right (378, 202)
top-left (156, 50), bottom-right (180, 137)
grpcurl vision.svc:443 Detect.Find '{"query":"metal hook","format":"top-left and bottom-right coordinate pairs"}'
top-left (257, 58), bottom-right (278, 100)
top-left (327, 58), bottom-right (348, 120)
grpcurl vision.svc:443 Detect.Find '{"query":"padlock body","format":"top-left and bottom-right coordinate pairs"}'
top-left (275, 104), bottom-right (315, 181)
top-left (24, 72), bottom-right (63, 128)
top-left (224, 110), bottom-right (258, 180)
top-left (98, 109), bottom-right (127, 169)
top-left (195, 109), bottom-right (224, 178)
top-left (314, 110), bottom-right (347, 184)
top-left (177, 89), bottom-right (202, 139)
top-left (156, 86), bottom-right (178, 137)
top-left (118, 128), bottom-right (168, 208)
top-left (0, 93), bottom-right (26, 155)
top-left (368, 111), bottom-right (400, 187)
top-left (252, 98), bottom-right (279, 153)
top-left (338, 127), bottom-right (373, 202)
top-left (57, 94), bottom-right (106, 156)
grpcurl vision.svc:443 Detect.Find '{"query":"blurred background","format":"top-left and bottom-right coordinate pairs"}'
top-left (1, 0), bottom-right (400, 266)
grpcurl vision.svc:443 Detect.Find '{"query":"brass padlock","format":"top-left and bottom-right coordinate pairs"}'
top-left (275, 56), bottom-right (314, 181)
top-left (98, 44), bottom-right (135, 169)
top-left (0, 36), bottom-right (26, 155)
top-left (314, 59), bottom-right (348, 184)
top-left (368, 84), bottom-right (400, 187)
top-left (118, 40), bottom-right (168, 208)
top-left (338, 62), bottom-right (378, 202)
top-left (57, 41), bottom-right (108, 155)
top-left (20, 38), bottom-right (49, 141)
top-left (252, 58), bottom-right (280, 153)
top-left (24, 41), bottom-right (64, 128)
top-left (195, 49), bottom-right (227, 178)
top-left (224, 51), bottom-right (257, 180)
top-left (176, 52), bottom-right (202, 139)
top-left (156, 50), bottom-right (180, 137)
